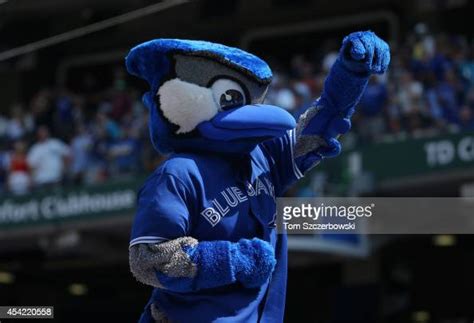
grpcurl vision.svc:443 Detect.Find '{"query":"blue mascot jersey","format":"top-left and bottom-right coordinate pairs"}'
top-left (130, 130), bottom-right (303, 323)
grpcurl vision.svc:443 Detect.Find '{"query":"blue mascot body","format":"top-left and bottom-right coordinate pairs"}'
top-left (126, 31), bottom-right (390, 323)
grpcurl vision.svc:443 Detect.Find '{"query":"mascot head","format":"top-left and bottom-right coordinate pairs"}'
top-left (126, 39), bottom-right (295, 154)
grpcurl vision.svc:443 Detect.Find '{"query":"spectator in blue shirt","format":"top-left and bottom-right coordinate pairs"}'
top-left (108, 128), bottom-right (141, 175)
top-left (357, 76), bottom-right (388, 142)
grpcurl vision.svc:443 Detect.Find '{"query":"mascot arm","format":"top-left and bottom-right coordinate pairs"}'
top-left (129, 237), bottom-right (276, 292)
top-left (293, 31), bottom-right (390, 174)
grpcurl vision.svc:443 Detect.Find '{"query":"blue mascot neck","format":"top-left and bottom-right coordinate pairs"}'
top-left (171, 137), bottom-right (260, 155)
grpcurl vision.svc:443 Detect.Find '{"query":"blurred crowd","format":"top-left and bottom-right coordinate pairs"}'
top-left (266, 28), bottom-right (474, 143)
top-left (1, 28), bottom-right (474, 195)
top-left (0, 70), bottom-right (162, 195)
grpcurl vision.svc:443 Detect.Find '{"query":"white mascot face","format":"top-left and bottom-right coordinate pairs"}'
top-left (157, 77), bottom-right (247, 134)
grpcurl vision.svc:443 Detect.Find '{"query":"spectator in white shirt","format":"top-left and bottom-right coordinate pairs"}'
top-left (27, 126), bottom-right (71, 187)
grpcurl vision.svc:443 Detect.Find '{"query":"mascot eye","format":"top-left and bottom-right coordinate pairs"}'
top-left (211, 78), bottom-right (246, 110)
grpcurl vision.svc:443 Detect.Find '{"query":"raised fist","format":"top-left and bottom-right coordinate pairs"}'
top-left (339, 31), bottom-right (390, 75)
top-left (294, 31), bottom-right (391, 162)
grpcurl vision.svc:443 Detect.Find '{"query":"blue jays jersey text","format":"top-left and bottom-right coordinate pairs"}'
top-left (130, 130), bottom-right (302, 323)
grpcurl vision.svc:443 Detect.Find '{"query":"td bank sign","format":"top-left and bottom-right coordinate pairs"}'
top-left (0, 189), bottom-right (136, 228)
top-left (424, 135), bottom-right (474, 167)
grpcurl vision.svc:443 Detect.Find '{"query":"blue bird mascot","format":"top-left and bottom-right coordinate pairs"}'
top-left (126, 31), bottom-right (390, 323)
